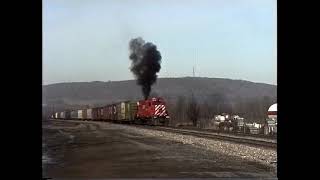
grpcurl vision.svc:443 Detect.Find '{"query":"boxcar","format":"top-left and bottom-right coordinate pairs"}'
top-left (82, 109), bottom-right (87, 120)
top-left (112, 104), bottom-right (118, 121)
top-left (102, 106), bottom-right (108, 120)
top-left (100, 106), bottom-right (108, 121)
top-left (92, 108), bottom-right (99, 120)
top-left (78, 110), bottom-right (83, 120)
top-left (116, 103), bottom-right (121, 121)
top-left (117, 101), bottom-right (137, 121)
top-left (129, 101), bottom-right (138, 120)
top-left (104, 105), bottom-right (113, 120)
top-left (98, 107), bottom-right (104, 120)
top-left (92, 107), bottom-right (104, 120)
top-left (57, 112), bottom-right (61, 119)
top-left (71, 110), bottom-right (78, 119)
top-left (60, 112), bottom-right (65, 119)
top-left (86, 108), bottom-right (92, 120)
top-left (65, 111), bottom-right (71, 119)
top-left (77, 109), bottom-right (87, 120)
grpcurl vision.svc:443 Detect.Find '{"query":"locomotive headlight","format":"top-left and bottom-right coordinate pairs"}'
top-left (166, 116), bottom-right (170, 119)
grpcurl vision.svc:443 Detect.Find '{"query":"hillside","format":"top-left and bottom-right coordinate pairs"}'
top-left (42, 77), bottom-right (276, 109)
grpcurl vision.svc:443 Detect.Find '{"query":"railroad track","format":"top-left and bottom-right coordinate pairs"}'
top-left (137, 125), bottom-right (277, 149)
top-left (178, 127), bottom-right (277, 140)
top-left (48, 119), bottom-right (277, 149)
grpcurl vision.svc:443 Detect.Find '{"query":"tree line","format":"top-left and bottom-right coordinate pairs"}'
top-left (166, 93), bottom-right (276, 127)
top-left (43, 92), bottom-right (276, 127)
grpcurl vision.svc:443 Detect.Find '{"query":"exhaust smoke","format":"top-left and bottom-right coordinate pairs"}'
top-left (129, 37), bottom-right (162, 100)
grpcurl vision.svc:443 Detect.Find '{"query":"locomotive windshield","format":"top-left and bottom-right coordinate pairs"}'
top-left (153, 101), bottom-right (162, 105)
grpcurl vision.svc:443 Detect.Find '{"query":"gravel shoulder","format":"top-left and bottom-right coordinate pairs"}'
top-left (42, 120), bottom-right (277, 178)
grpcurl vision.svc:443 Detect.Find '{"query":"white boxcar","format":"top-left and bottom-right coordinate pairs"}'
top-left (87, 108), bottom-right (92, 120)
top-left (71, 111), bottom-right (78, 119)
top-left (78, 110), bottom-right (83, 119)
top-left (60, 112), bottom-right (65, 119)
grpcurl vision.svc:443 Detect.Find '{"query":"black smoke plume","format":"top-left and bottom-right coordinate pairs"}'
top-left (129, 37), bottom-right (161, 100)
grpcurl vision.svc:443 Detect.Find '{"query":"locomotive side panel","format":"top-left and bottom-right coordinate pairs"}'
top-left (137, 98), bottom-right (169, 119)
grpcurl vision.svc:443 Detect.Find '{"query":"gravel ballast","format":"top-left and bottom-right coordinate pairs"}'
top-left (89, 121), bottom-right (277, 170)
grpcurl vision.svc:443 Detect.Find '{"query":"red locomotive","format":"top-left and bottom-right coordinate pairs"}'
top-left (136, 97), bottom-right (170, 125)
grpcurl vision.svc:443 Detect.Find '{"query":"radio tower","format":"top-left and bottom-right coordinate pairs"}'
top-left (193, 49), bottom-right (196, 77)
top-left (193, 66), bottom-right (195, 77)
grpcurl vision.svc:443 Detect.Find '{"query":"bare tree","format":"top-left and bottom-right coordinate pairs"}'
top-left (175, 95), bottom-right (186, 122)
top-left (208, 93), bottom-right (227, 114)
top-left (199, 101), bottom-right (214, 128)
top-left (187, 93), bottom-right (200, 127)
top-left (164, 99), bottom-right (175, 126)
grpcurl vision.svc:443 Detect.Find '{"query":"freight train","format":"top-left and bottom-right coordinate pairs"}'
top-left (51, 97), bottom-right (170, 126)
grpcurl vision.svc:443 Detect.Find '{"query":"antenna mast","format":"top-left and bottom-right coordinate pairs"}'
top-left (194, 49), bottom-right (196, 77)
top-left (193, 66), bottom-right (195, 77)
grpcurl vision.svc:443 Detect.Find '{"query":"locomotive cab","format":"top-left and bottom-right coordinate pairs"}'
top-left (136, 97), bottom-right (170, 126)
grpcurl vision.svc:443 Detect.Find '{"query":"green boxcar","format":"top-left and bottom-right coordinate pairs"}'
top-left (116, 101), bottom-right (137, 121)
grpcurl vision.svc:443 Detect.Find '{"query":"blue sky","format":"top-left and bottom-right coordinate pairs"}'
top-left (43, 0), bottom-right (277, 85)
